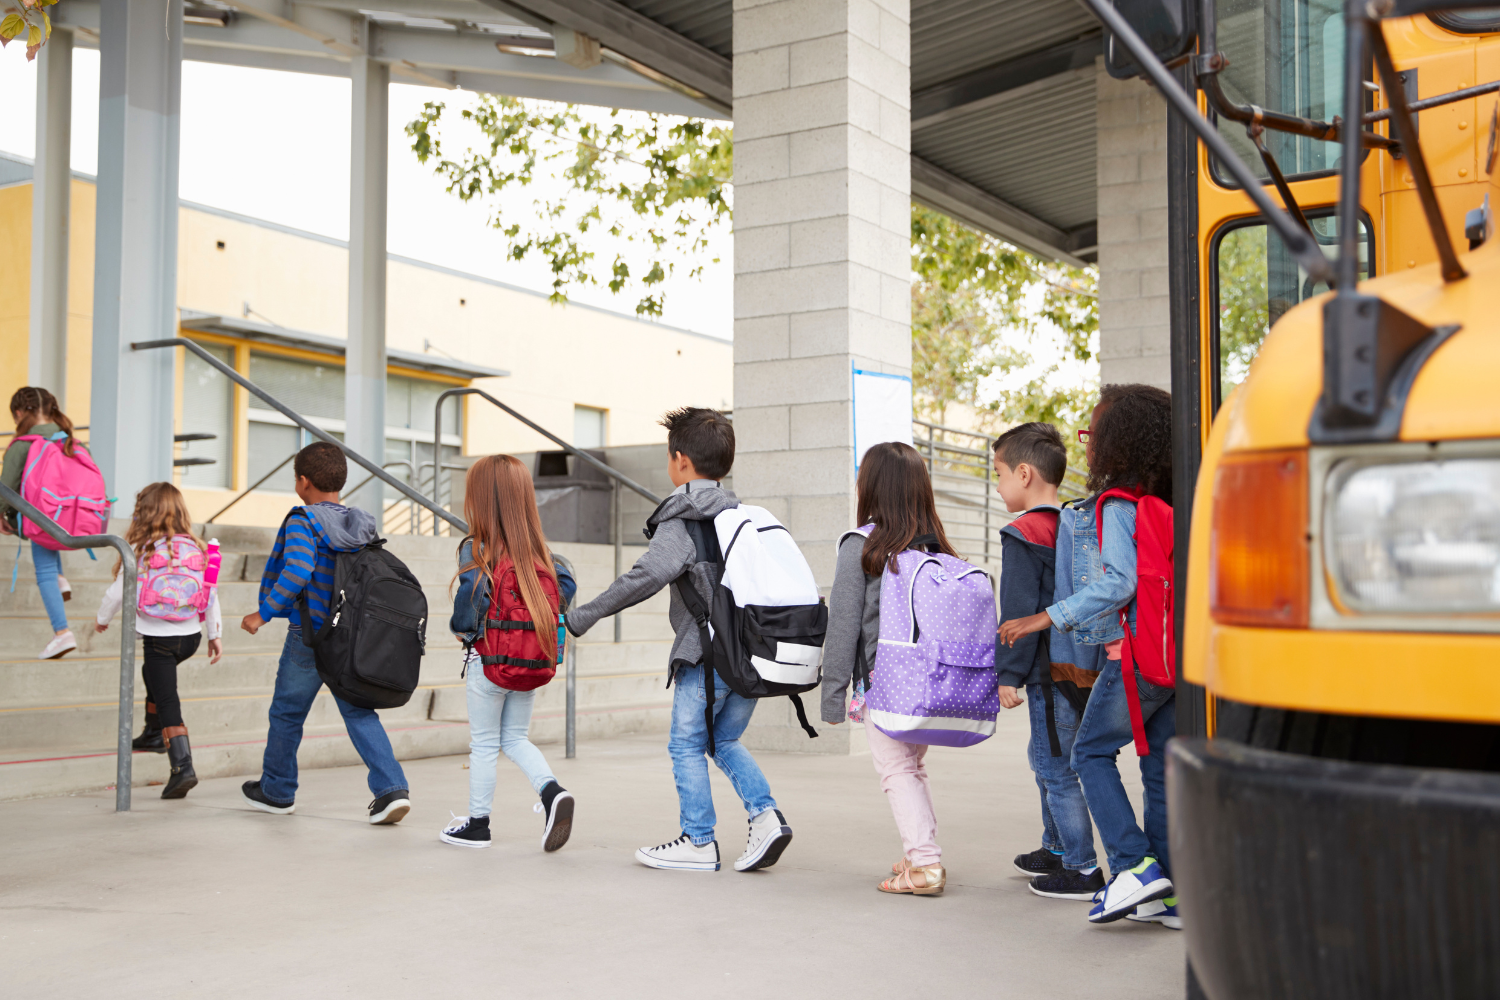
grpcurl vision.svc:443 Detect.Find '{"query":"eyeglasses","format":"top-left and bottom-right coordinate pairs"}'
top-left (1077, 429), bottom-right (1092, 444)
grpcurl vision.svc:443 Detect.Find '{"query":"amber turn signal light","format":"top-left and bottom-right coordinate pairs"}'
top-left (1211, 449), bottom-right (1309, 628)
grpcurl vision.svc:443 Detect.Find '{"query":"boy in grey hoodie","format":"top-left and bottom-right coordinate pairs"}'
top-left (238, 442), bottom-right (412, 825)
top-left (568, 408), bottom-right (793, 874)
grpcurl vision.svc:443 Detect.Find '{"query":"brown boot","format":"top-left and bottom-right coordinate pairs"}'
top-left (161, 727), bottom-right (197, 799)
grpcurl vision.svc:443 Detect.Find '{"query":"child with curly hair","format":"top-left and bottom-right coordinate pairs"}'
top-left (999, 383), bottom-right (1177, 929)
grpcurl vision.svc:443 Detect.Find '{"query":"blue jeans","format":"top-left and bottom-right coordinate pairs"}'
top-left (465, 654), bottom-right (555, 817)
top-left (31, 542), bottom-right (68, 633)
top-left (1071, 659), bottom-right (1175, 876)
top-left (669, 665), bottom-right (775, 846)
top-left (259, 630), bottom-right (409, 805)
top-left (1026, 681), bottom-right (1096, 870)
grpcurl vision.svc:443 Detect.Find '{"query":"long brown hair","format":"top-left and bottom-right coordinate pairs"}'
top-left (855, 441), bottom-right (957, 576)
top-left (9, 386), bottom-right (79, 457)
top-left (115, 482), bottom-right (204, 579)
top-left (457, 454), bottom-right (558, 661)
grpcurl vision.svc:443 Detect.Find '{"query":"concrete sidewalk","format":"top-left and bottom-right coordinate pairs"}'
top-left (3, 708), bottom-right (1184, 999)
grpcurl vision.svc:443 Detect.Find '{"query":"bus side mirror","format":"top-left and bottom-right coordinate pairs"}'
top-left (1105, 0), bottom-right (1197, 80)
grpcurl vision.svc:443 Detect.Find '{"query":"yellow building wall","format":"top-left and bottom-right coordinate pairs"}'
top-left (3, 177), bottom-right (732, 524)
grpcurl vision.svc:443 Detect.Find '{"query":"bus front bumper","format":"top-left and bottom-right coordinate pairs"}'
top-left (1168, 737), bottom-right (1500, 1000)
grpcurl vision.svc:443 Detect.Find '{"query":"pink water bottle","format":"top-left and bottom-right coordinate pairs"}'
top-left (199, 539), bottom-right (221, 622)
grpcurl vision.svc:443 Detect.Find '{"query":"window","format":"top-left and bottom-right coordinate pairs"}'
top-left (179, 342), bottom-right (233, 489)
top-left (1212, 211), bottom-right (1372, 408)
top-left (244, 352), bottom-right (462, 497)
top-left (1430, 9), bottom-right (1500, 33)
top-left (1212, 0), bottom-right (1353, 184)
top-left (574, 405), bottom-right (606, 449)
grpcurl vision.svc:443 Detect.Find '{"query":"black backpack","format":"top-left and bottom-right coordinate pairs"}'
top-left (667, 509), bottom-right (827, 755)
top-left (296, 533), bottom-right (427, 710)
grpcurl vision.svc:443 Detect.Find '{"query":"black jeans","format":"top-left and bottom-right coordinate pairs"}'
top-left (141, 634), bottom-right (201, 729)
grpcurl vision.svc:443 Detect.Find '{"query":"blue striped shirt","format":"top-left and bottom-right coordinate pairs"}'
top-left (257, 504), bottom-right (345, 630)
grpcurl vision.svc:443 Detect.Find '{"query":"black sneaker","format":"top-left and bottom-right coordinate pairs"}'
top-left (440, 814), bottom-right (491, 849)
top-left (369, 789), bottom-right (411, 825)
top-left (536, 781), bottom-right (574, 853)
top-left (241, 780), bottom-right (295, 815)
top-left (1029, 867), bottom-right (1106, 900)
top-left (1013, 847), bottom-right (1065, 878)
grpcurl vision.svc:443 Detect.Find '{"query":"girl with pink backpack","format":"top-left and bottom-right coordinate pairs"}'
top-left (0, 387), bottom-right (104, 661)
top-left (821, 442), bottom-right (999, 897)
top-left (95, 483), bottom-right (223, 799)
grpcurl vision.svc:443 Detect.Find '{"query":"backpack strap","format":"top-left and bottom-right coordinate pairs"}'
top-left (1119, 627), bottom-right (1150, 757)
top-left (1038, 629), bottom-right (1064, 758)
top-left (672, 517), bottom-right (723, 755)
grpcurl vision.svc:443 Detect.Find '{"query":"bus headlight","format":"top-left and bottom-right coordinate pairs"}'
top-left (1325, 458), bottom-right (1500, 614)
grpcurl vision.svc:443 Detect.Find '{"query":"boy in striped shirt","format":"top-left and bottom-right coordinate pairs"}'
top-left (238, 442), bottom-right (411, 824)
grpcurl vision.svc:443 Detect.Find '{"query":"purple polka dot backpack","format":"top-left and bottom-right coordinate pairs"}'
top-left (842, 525), bottom-right (999, 747)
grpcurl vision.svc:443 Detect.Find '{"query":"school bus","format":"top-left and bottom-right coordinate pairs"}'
top-left (1091, 0), bottom-right (1500, 995)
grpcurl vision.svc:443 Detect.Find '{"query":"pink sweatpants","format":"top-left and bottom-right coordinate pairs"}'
top-left (866, 723), bottom-right (942, 866)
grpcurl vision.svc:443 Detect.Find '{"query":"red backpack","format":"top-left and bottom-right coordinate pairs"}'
top-left (1095, 488), bottom-right (1175, 756)
top-left (473, 559), bottom-right (563, 692)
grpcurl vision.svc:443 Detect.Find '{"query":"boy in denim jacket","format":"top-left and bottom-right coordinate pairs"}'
top-left (993, 423), bottom-right (1103, 902)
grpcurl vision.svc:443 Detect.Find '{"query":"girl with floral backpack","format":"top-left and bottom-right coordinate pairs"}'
top-left (95, 482), bottom-right (223, 799)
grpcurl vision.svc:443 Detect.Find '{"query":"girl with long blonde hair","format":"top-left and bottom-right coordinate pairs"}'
top-left (95, 482), bottom-right (223, 799)
top-left (440, 454), bottom-right (577, 851)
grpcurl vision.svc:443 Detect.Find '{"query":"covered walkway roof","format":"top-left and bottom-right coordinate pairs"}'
top-left (52, 0), bottom-right (1099, 265)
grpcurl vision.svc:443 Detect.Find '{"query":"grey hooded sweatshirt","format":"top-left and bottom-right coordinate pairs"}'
top-left (567, 479), bottom-right (738, 672)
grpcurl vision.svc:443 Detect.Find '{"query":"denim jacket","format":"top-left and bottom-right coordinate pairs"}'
top-left (1046, 495), bottom-right (1137, 653)
top-left (449, 539), bottom-right (577, 647)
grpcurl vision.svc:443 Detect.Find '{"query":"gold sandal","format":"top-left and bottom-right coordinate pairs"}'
top-left (890, 858), bottom-right (911, 875)
top-left (878, 863), bottom-right (946, 895)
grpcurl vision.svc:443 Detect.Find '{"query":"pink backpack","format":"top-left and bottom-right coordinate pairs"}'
top-left (13, 433), bottom-right (111, 550)
top-left (138, 535), bottom-right (222, 622)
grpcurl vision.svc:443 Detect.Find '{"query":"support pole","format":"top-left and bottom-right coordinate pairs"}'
top-left (613, 477), bottom-right (622, 644)
top-left (30, 30), bottom-right (71, 401)
top-left (346, 52), bottom-right (389, 518)
top-left (565, 637), bottom-right (577, 759)
top-left (90, 0), bottom-right (182, 503)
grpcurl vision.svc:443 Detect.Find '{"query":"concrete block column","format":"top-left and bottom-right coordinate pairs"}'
top-left (29, 29), bottom-right (71, 402)
top-left (1096, 62), bottom-right (1171, 389)
top-left (732, 0), bottom-right (911, 754)
top-left (345, 53), bottom-right (389, 515)
top-left (89, 0), bottom-right (183, 503)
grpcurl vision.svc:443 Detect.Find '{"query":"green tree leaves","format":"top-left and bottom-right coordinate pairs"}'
top-left (911, 205), bottom-right (1098, 457)
top-left (405, 96), bottom-right (731, 317)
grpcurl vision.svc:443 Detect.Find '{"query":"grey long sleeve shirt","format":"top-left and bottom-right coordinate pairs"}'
top-left (566, 479), bottom-right (738, 671)
top-left (820, 533), bottom-right (882, 724)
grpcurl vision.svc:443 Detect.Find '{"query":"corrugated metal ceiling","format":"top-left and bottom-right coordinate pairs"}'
top-left (909, 0), bottom-right (1100, 92)
top-left (912, 74), bottom-right (1098, 232)
top-left (608, 0), bottom-right (1100, 246)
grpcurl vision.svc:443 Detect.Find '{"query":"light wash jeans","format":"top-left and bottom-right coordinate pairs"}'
top-left (259, 630), bottom-right (408, 805)
top-left (31, 542), bottom-right (68, 633)
top-left (1025, 681), bottom-right (1096, 870)
top-left (465, 653), bottom-right (555, 818)
top-left (669, 664), bottom-right (775, 846)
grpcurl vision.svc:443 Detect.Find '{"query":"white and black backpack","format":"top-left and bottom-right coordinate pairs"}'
top-left (670, 503), bottom-right (828, 753)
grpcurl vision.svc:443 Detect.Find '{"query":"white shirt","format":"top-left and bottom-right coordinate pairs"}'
top-left (96, 571), bottom-right (223, 640)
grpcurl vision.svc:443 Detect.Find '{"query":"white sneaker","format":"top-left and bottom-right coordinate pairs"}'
top-left (40, 631), bottom-right (76, 660)
top-left (1087, 857), bottom-right (1173, 923)
top-left (56, 576), bottom-right (71, 602)
top-left (1128, 896), bottom-right (1182, 930)
top-left (734, 807), bottom-right (793, 872)
top-left (635, 834), bottom-right (720, 871)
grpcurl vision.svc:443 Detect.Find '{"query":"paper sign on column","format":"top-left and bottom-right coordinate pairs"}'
top-left (852, 367), bottom-right (913, 468)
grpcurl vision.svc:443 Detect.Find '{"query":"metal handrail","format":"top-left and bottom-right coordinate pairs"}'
top-left (133, 339), bottom-right (469, 534)
top-left (206, 451), bottom-right (298, 524)
top-left (0, 481), bottom-right (137, 812)
top-left (432, 386), bottom-right (660, 535)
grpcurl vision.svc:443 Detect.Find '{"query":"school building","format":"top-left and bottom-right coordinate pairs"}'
top-left (0, 151), bottom-right (732, 527)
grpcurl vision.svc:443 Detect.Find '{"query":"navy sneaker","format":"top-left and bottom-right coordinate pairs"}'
top-left (1029, 866), bottom-right (1105, 900)
top-left (1128, 896), bottom-right (1182, 930)
top-left (241, 780), bottom-right (295, 815)
top-left (369, 789), bottom-right (411, 825)
top-left (1013, 847), bottom-right (1065, 878)
top-left (440, 814), bottom-right (491, 849)
top-left (1088, 858), bottom-right (1173, 924)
